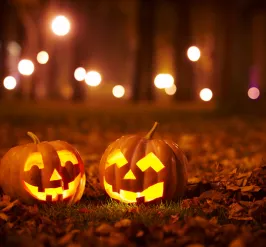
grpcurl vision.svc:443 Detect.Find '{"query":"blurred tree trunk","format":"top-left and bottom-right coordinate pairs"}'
top-left (173, 1), bottom-right (194, 102)
top-left (29, 12), bottom-right (45, 101)
top-left (216, 1), bottom-right (252, 112)
top-left (131, 0), bottom-right (156, 102)
top-left (12, 0), bottom-right (44, 100)
top-left (249, 0), bottom-right (266, 103)
top-left (47, 44), bottom-right (59, 99)
top-left (69, 1), bottom-right (87, 102)
top-left (0, 0), bottom-right (9, 100)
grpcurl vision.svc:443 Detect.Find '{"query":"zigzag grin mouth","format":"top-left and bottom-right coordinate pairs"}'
top-left (23, 174), bottom-right (81, 202)
top-left (103, 177), bottom-right (164, 203)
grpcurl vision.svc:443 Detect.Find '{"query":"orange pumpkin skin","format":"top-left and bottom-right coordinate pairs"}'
top-left (99, 123), bottom-right (188, 203)
top-left (0, 132), bottom-right (86, 204)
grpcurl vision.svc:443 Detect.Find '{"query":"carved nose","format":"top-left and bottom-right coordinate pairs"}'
top-left (50, 169), bottom-right (62, 181)
top-left (123, 169), bottom-right (136, 180)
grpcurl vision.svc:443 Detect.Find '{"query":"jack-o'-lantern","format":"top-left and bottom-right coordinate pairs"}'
top-left (0, 132), bottom-right (86, 204)
top-left (99, 122), bottom-right (188, 203)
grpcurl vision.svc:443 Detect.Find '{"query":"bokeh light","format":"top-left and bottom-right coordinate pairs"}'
top-left (37, 51), bottom-right (49, 64)
top-left (165, 84), bottom-right (177, 95)
top-left (3, 76), bottom-right (17, 90)
top-left (74, 67), bottom-right (86, 81)
top-left (187, 46), bottom-right (201, 62)
top-left (51, 15), bottom-right (70, 36)
top-left (199, 88), bottom-right (213, 101)
top-left (112, 85), bottom-right (125, 98)
top-left (248, 87), bottom-right (260, 100)
top-left (154, 74), bottom-right (174, 89)
top-left (18, 59), bottom-right (35, 76)
top-left (7, 41), bottom-right (21, 56)
top-left (85, 71), bottom-right (102, 86)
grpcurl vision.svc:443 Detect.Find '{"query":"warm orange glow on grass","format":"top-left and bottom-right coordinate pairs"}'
top-left (51, 15), bottom-right (70, 36)
top-left (37, 51), bottom-right (49, 64)
top-left (248, 87), bottom-right (260, 100)
top-left (187, 46), bottom-right (201, 62)
top-left (18, 59), bottom-right (35, 76)
top-left (3, 76), bottom-right (16, 90)
top-left (154, 74), bottom-right (174, 89)
top-left (200, 88), bottom-right (213, 101)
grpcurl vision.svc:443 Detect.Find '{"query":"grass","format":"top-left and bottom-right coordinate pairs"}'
top-left (38, 197), bottom-right (255, 230)
top-left (38, 198), bottom-right (198, 229)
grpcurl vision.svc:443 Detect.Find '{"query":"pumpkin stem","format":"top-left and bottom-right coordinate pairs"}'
top-left (145, 122), bottom-right (159, 139)
top-left (27, 132), bottom-right (41, 144)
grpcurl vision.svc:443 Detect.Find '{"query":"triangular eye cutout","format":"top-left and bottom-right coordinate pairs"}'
top-left (123, 169), bottom-right (136, 180)
top-left (50, 169), bottom-right (62, 181)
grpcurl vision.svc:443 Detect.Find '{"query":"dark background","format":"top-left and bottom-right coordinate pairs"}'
top-left (0, 0), bottom-right (266, 113)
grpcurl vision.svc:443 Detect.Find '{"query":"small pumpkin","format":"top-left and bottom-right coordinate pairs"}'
top-left (0, 132), bottom-right (86, 204)
top-left (99, 122), bottom-right (188, 203)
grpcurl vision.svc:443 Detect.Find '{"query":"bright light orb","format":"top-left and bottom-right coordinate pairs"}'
top-left (165, 84), bottom-right (177, 95)
top-left (51, 15), bottom-right (71, 36)
top-left (154, 74), bottom-right (174, 89)
top-left (85, 71), bottom-right (102, 87)
top-left (37, 51), bottom-right (49, 64)
top-left (74, 67), bottom-right (86, 81)
top-left (3, 76), bottom-right (17, 90)
top-left (112, 85), bottom-right (125, 98)
top-left (248, 87), bottom-right (260, 100)
top-left (200, 88), bottom-right (213, 101)
top-left (187, 46), bottom-right (201, 62)
top-left (18, 59), bottom-right (35, 76)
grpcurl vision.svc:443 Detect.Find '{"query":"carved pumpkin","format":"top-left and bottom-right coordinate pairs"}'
top-left (99, 122), bottom-right (188, 203)
top-left (0, 132), bottom-right (86, 204)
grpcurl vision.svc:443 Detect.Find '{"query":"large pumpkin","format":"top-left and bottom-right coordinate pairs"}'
top-left (99, 122), bottom-right (188, 203)
top-left (0, 132), bottom-right (86, 204)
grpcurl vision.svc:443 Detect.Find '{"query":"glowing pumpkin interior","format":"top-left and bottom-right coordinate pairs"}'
top-left (103, 149), bottom-right (165, 203)
top-left (23, 150), bottom-right (84, 202)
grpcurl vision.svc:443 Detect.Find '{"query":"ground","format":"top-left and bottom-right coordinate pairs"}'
top-left (0, 102), bottom-right (266, 247)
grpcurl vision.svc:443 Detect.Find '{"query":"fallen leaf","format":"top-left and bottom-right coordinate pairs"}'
top-left (188, 177), bottom-right (201, 184)
top-left (114, 219), bottom-right (132, 228)
top-left (136, 230), bottom-right (144, 237)
top-left (1, 199), bottom-right (20, 212)
top-left (230, 216), bottom-right (253, 221)
top-left (58, 230), bottom-right (80, 245)
top-left (95, 224), bottom-right (115, 236)
top-left (226, 184), bottom-right (240, 191)
top-left (229, 238), bottom-right (245, 247)
top-left (170, 214), bottom-right (180, 223)
top-left (199, 190), bottom-right (224, 201)
top-left (0, 212), bottom-right (8, 221)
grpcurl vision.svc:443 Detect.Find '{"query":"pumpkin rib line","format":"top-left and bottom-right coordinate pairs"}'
top-left (163, 141), bottom-right (180, 196)
top-left (150, 140), bottom-right (161, 182)
top-left (164, 141), bottom-right (187, 198)
top-left (128, 137), bottom-right (144, 192)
